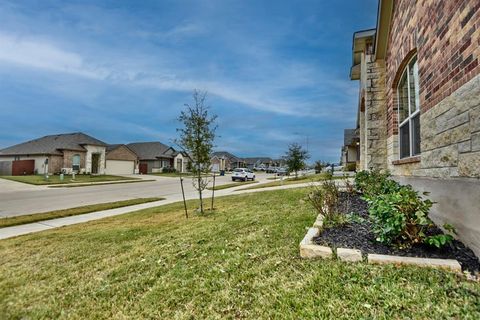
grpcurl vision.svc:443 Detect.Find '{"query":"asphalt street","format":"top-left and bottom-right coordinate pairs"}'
top-left (0, 173), bottom-right (271, 218)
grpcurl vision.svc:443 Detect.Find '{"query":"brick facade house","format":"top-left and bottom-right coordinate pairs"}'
top-left (0, 132), bottom-right (107, 175)
top-left (351, 0), bottom-right (480, 256)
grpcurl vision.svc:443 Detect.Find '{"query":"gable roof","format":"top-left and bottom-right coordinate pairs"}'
top-left (243, 157), bottom-right (273, 165)
top-left (211, 151), bottom-right (243, 163)
top-left (127, 142), bottom-right (174, 160)
top-left (0, 132), bottom-right (106, 156)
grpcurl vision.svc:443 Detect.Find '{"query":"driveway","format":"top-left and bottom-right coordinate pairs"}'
top-left (0, 173), bottom-right (271, 218)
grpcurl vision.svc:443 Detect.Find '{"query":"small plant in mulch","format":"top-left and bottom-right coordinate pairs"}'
top-left (310, 170), bottom-right (480, 273)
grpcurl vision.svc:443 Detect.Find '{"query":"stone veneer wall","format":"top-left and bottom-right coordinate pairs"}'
top-left (416, 74), bottom-right (480, 178)
top-left (364, 55), bottom-right (388, 170)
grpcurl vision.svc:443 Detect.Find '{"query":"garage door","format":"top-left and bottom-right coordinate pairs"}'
top-left (105, 160), bottom-right (135, 175)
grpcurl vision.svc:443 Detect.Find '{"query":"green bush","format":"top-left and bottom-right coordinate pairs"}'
top-left (162, 167), bottom-right (176, 173)
top-left (354, 169), bottom-right (400, 200)
top-left (367, 184), bottom-right (435, 247)
top-left (344, 162), bottom-right (356, 172)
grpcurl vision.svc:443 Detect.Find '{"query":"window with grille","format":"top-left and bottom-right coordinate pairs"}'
top-left (397, 55), bottom-right (420, 159)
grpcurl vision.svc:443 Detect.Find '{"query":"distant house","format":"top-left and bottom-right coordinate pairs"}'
top-left (105, 144), bottom-right (139, 175)
top-left (349, 0), bottom-right (480, 256)
top-left (340, 129), bottom-right (359, 170)
top-left (243, 157), bottom-right (274, 170)
top-left (127, 142), bottom-right (189, 174)
top-left (0, 132), bottom-right (107, 175)
top-left (210, 151), bottom-right (245, 172)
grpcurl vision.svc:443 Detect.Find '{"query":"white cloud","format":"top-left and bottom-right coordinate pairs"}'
top-left (0, 31), bottom-right (356, 120)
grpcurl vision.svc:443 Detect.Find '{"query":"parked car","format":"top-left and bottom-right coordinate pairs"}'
top-left (277, 168), bottom-right (288, 176)
top-left (266, 167), bottom-right (277, 173)
top-left (232, 168), bottom-right (255, 181)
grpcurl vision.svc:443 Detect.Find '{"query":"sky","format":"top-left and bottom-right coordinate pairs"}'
top-left (0, 0), bottom-right (377, 163)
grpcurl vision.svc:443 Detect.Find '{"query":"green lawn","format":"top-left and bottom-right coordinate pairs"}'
top-left (0, 188), bottom-right (478, 319)
top-left (207, 180), bottom-right (258, 190)
top-left (0, 174), bottom-right (137, 185)
top-left (239, 173), bottom-right (344, 190)
top-left (0, 198), bottom-right (164, 228)
top-left (147, 172), bottom-right (194, 178)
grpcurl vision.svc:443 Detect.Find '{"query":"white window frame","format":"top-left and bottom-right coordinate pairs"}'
top-left (397, 55), bottom-right (420, 159)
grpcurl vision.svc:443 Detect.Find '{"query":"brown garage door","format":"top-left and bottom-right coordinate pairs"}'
top-left (12, 160), bottom-right (35, 176)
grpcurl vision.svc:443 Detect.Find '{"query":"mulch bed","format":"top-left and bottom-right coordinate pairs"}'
top-left (314, 192), bottom-right (480, 273)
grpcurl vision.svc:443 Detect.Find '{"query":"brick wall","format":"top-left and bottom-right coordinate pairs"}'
top-left (385, 0), bottom-right (480, 137)
top-left (106, 146), bottom-right (137, 161)
top-left (62, 150), bottom-right (86, 169)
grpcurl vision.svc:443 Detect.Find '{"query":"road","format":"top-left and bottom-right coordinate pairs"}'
top-left (0, 173), bottom-right (272, 218)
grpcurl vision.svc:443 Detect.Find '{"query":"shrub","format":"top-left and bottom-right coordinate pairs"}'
top-left (344, 162), bottom-right (356, 172)
top-left (354, 169), bottom-right (400, 200)
top-left (308, 179), bottom-right (342, 227)
top-left (367, 184), bottom-right (434, 247)
top-left (162, 167), bottom-right (176, 173)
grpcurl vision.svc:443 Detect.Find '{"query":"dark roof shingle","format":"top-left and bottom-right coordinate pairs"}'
top-left (127, 142), bottom-right (174, 160)
top-left (0, 132), bottom-right (106, 156)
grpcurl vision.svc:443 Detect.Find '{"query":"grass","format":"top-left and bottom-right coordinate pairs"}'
top-left (0, 188), bottom-right (478, 319)
top-left (0, 174), bottom-right (136, 185)
top-left (0, 198), bottom-right (164, 228)
top-left (239, 173), bottom-right (344, 190)
top-left (207, 180), bottom-right (258, 190)
top-left (147, 172), bottom-right (194, 178)
top-left (48, 179), bottom-right (155, 188)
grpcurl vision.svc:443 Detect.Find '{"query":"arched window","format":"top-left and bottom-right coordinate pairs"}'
top-left (397, 54), bottom-right (420, 159)
top-left (72, 154), bottom-right (81, 172)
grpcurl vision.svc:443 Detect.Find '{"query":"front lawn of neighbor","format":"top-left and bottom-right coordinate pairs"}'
top-left (207, 180), bottom-right (258, 190)
top-left (0, 197), bottom-right (164, 228)
top-left (238, 173), bottom-right (344, 190)
top-left (0, 174), bottom-right (137, 185)
top-left (0, 188), bottom-right (478, 319)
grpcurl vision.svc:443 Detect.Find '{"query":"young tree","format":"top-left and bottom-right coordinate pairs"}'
top-left (285, 143), bottom-right (310, 179)
top-left (314, 160), bottom-right (326, 174)
top-left (176, 90), bottom-right (217, 214)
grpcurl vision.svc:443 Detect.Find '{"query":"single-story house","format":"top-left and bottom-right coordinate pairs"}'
top-left (127, 142), bottom-right (189, 174)
top-left (105, 144), bottom-right (139, 175)
top-left (340, 129), bottom-right (359, 170)
top-left (0, 132), bottom-right (107, 175)
top-left (210, 151), bottom-right (245, 172)
top-left (244, 157), bottom-right (274, 170)
top-left (350, 0), bottom-right (480, 256)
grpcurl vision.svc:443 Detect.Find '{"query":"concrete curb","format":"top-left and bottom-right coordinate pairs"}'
top-left (367, 253), bottom-right (462, 272)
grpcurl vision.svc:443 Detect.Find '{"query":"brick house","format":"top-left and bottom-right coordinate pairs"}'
top-left (105, 144), bottom-right (139, 175)
top-left (210, 151), bottom-right (246, 172)
top-left (127, 142), bottom-right (189, 174)
top-left (350, 0), bottom-right (480, 256)
top-left (0, 132), bottom-right (107, 175)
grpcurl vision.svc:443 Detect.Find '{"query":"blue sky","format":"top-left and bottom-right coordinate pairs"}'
top-left (0, 0), bottom-right (377, 162)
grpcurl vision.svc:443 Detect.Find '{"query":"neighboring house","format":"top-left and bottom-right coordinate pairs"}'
top-left (244, 157), bottom-right (274, 170)
top-left (105, 144), bottom-right (139, 175)
top-left (350, 0), bottom-right (480, 255)
top-left (210, 151), bottom-right (245, 172)
top-left (127, 142), bottom-right (189, 174)
top-left (340, 129), bottom-right (359, 169)
top-left (0, 132), bottom-right (106, 175)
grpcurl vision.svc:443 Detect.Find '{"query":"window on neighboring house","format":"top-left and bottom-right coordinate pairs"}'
top-left (397, 55), bottom-right (420, 159)
top-left (72, 154), bottom-right (81, 172)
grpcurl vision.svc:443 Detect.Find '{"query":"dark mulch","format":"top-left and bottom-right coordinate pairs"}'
top-left (314, 192), bottom-right (480, 273)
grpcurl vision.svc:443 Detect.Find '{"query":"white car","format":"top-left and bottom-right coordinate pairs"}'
top-left (232, 168), bottom-right (255, 181)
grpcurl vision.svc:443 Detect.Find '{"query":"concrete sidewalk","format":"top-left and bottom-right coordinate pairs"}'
top-left (0, 179), bottom-right (347, 240)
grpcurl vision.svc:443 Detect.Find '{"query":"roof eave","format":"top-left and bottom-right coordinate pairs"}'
top-left (374, 0), bottom-right (393, 60)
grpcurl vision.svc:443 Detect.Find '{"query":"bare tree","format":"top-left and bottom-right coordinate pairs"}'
top-left (176, 90), bottom-right (217, 214)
